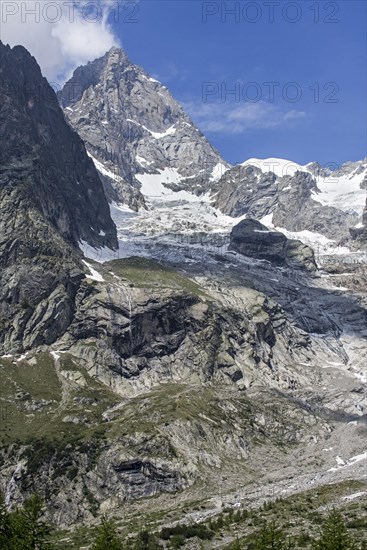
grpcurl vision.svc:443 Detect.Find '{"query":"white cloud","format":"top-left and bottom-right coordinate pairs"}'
top-left (183, 100), bottom-right (306, 134)
top-left (1, 0), bottom-right (121, 85)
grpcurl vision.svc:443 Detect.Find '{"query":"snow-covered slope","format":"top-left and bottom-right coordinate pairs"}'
top-left (58, 46), bottom-right (365, 258)
top-left (213, 157), bottom-right (366, 252)
top-left (79, 155), bottom-right (366, 267)
top-left (312, 161), bottom-right (367, 214)
top-left (241, 157), bottom-right (308, 178)
top-left (241, 157), bottom-right (367, 215)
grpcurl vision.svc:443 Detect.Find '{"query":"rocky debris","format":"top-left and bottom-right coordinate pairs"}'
top-left (229, 219), bottom-right (317, 271)
top-left (62, 415), bottom-right (90, 425)
top-left (58, 46), bottom-right (228, 205)
top-left (23, 399), bottom-right (54, 411)
top-left (60, 369), bottom-right (87, 386)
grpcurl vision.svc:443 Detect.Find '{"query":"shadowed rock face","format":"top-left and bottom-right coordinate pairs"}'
top-left (0, 42), bottom-right (117, 352)
top-left (112, 459), bottom-right (183, 500)
top-left (229, 219), bottom-right (317, 271)
top-left (0, 41), bottom-right (117, 250)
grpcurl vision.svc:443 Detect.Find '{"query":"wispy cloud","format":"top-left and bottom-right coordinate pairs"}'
top-left (1, 0), bottom-right (121, 85)
top-left (182, 100), bottom-right (306, 134)
top-left (153, 64), bottom-right (189, 84)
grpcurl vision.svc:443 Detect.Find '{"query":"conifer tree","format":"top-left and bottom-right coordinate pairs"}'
top-left (91, 516), bottom-right (124, 550)
top-left (17, 494), bottom-right (52, 549)
top-left (253, 520), bottom-right (295, 550)
top-left (0, 493), bottom-right (53, 549)
top-left (312, 509), bottom-right (357, 550)
top-left (134, 529), bottom-right (162, 549)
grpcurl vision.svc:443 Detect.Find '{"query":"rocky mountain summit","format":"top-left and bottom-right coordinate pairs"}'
top-left (58, 46), bottom-right (228, 208)
top-left (57, 47), bottom-right (366, 257)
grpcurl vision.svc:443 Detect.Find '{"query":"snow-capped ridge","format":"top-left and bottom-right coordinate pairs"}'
top-left (240, 157), bottom-right (366, 215)
top-left (241, 157), bottom-right (308, 178)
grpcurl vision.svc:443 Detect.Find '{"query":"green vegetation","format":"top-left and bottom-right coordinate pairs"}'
top-left (106, 257), bottom-right (205, 296)
top-left (0, 351), bottom-right (117, 446)
top-left (252, 520), bottom-right (295, 549)
top-left (132, 530), bottom-right (163, 549)
top-left (220, 506), bottom-right (364, 549)
top-left (0, 353), bottom-right (62, 443)
top-left (1, 349), bottom-right (366, 549)
top-left (91, 516), bottom-right (124, 550)
top-left (312, 509), bottom-right (358, 550)
top-left (0, 492), bottom-right (53, 549)
top-left (159, 522), bottom-right (214, 542)
top-left (217, 483), bottom-right (367, 549)
top-left (1, 486), bottom-right (366, 549)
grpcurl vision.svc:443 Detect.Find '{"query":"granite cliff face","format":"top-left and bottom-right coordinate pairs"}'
top-left (58, 47), bottom-right (228, 207)
top-left (0, 42), bottom-right (117, 250)
top-left (0, 42), bottom-right (117, 353)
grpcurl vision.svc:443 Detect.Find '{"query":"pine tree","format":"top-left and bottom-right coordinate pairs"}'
top-left (17, 494), bottom-right (53, 549)
top-left (0, 493), bottom-right (53, 550)
top-left (312, 509), bottom-right (357, 550)
top-left (91, 516), bottom-right (124, 550)
top-left (253, 520), bottom-right (295, 550)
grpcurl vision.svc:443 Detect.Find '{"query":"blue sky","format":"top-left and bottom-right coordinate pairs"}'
top-left (115, 0), bottom-right (366, 167)
top-left (3, 0), bottom-right (365, 167)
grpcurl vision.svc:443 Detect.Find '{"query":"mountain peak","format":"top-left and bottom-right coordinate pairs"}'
top-left (58, 49), bottom-right (227, 206)
top-left (58, 46), bottom-right (131, 107)
top-left (105, 44), bottom-right (129, 63)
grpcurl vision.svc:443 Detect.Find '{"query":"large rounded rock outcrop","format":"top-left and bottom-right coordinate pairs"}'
top-left (229, 219), bottom-right (317, 271)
